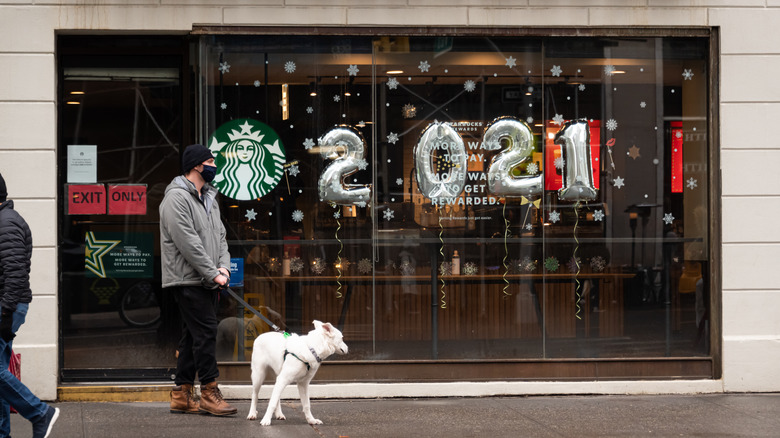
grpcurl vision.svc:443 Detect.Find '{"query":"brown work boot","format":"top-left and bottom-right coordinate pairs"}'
top-left (199, 381), bottom-right (237, 416)
top-left (170, 384), bottom-right (199, 414)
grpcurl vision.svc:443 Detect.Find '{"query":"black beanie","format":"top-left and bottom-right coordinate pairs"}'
top-left (0, 173), bottom-right (6, 203)
top-left (181, 144), bottom-right (214, 174)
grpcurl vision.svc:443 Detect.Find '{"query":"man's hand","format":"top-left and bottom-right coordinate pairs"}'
top-left (218, 267), bottom-right (230, 277)
top-left (214, 274), bottom-right (229, 287)
top-left (0, 310), bottom-right (15, 343)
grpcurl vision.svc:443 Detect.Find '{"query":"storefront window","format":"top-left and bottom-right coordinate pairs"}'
top-left (198, 33), bottom-right (710, 366)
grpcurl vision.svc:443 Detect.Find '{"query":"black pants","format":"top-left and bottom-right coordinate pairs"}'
top-left (171, 286), bottom-right (219, 386)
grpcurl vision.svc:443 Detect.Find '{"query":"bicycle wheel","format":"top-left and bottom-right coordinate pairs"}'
top-left (119, 281), bottom-right (161, 328)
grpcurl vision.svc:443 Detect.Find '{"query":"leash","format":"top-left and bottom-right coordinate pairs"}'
top-left (222, 286), bottom-right (283, 333)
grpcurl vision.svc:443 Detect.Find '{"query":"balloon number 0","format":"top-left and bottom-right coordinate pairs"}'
top-left (317, 125), bottom-right (371, 206)
top-left (414, 122), bottom-right (469, 200)
top-left (556, 119), bottom-right (597, 202)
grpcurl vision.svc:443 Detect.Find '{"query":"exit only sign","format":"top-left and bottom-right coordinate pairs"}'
top-left (67, 184), bottom-right (147, 215)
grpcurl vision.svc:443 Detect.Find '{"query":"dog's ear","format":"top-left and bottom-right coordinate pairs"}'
top-left (313, 320), bottom-right (323, 330)
top-left (321, 322), bottom-right (334, 334)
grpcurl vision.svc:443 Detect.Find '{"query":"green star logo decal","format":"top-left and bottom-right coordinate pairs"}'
top-left (85, 232), bottom-right (120, 278)
top-left (208, 119), bottom-right (286, 200)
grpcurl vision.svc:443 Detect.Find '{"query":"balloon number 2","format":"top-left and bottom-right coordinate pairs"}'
top-left (318, 125), bottom-right (372, 206)
top-left (485, 116), bottom-right (542, 198)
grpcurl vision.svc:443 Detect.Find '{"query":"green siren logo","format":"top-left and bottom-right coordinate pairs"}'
top-left (208, 119), bottom-right (286, 200)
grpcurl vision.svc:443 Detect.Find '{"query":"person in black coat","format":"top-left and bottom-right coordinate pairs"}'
top-left (0, 173), bottom-right (59, 438)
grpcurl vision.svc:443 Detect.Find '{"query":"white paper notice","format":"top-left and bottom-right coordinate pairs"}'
top-left (67, 145), bottom-right (97, 183)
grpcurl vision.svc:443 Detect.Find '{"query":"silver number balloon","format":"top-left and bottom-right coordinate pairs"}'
top-left (318, 125), bottom-right (371, 205)
top-left (414, 122), bottom-right (468, 200)
top-left (555, 119), bottom-right (597, 202)
top-left (485, 116), bottom-right (542, 197)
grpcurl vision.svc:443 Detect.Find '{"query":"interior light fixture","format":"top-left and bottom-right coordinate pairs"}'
top-left (386, 70), bottom-right (403, 75)
top-left (66, 101), bottom-right (81, 105)
top-left (69, 91), bottom-right (85, 95)
top-left (281, 83), bottom-right (289, 120)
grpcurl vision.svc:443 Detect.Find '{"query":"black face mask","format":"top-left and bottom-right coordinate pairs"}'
top-left (200, 165), bottom-right (217, 183)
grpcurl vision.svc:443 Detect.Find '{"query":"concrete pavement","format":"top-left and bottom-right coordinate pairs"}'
top-left (9, 393), bottom-right (780, 437)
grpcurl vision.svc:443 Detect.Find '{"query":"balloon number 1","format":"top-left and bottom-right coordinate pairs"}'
top-left (556, 119), bottom-right (597, 202)
top-left (317, 125), bottom-right (371, 206)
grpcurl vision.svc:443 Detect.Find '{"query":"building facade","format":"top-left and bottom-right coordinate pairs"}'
top-left (0, 1), bottom-right (778, 401)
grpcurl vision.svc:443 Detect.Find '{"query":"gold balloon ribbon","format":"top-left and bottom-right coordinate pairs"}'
top-left (520, 196), bottom-right (541, 229)
top-left (573, 201), bottom-right (582, 320)
top-left (439, 211), bottom-right (446, 309)
top-left (502, 200), bottom-right (511, 298)
top-left (335, 204), bottom-right (343, 299)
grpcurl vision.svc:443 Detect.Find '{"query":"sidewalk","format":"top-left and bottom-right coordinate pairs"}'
top-left (10, 393), bottom-right (780, 437)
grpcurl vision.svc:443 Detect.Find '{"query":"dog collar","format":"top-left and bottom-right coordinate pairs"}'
top-left (309, 347), bottom-right (322, 363)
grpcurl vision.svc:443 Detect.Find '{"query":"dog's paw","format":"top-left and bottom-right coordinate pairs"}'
top-left (307, 418), bottom-right (323, 425)
top-left (246, 411), bottom-right (257, 421)
top-left (260, 417), bottom-right (272, 426)
top-left (275, 413), bottom-right (286, 420)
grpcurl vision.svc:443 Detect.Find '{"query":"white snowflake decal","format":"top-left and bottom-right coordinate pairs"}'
top-left (418, 60), bottom-right (431, 72)
top-left (549, 210), bottom-right (561, 224)
top-left (220, 102), bottom-right (227, 110)
top-left (505, 56), bottom-right (517, 68)
top-left (550, 65), bottom-right (562, 77)
top-left (682, 69), bottom-right (694, 80)
top-left (553, 114), bottom-right (564, 125)
top-left (306, 106), bottom-right (314, 114)
top-left (219, 61), bottom-right (230, 74)
top-left (303, 138), bottom-right (315, 150)
top-left (640, 101), bottom-right (647, 108)
top-left (355, 201), bottom-right (367, 208)
top-left (357, 159), bottom-right (368, 171)
top-left (387, 132), bottom-right (399, 144)
top-left (579, 84), bottom-right (586, 91)
top-left (290, 257), bottom-right (304, 273)
top-left (663, 213), bottom-right (675, 225)
top-left (606, 119), bottom-right (618, 131)
top-left (590, 256), bottom-right (606, 272)
top-left (526, 162), bottom-right (539, 175)
top-left (526, 116), bottom-right (534, 124)
top-left (254, 80), bottom-right (261, 87)
top-left (311, 258), bottom-right (326, 275)
top-left (613, 176), bottom-right (625, 189)
top-left (464, 80), bottom-right (476, 92)
top-left (604, 65), bottom-right (616, 76)
top-left (687, 177), bottom-right (698, 190)
top-left (554, 156), bottom-right (564, 170)
top-left (357, 258), bottom-right (372, 275)
top-left (292, 210), bottom-right (304, 222)
top-left (463, 262), bottom-right (478, 276)
top-left (333, 94), bottom-right (341, 102)
top-left (347, 64), bottom-right (359, 76)
top-left (284, 61), bottom-right (296, 73)
top-left (387, 77), bottom-right (399, 90)
top-left (245, 209), bottom-right (257, 221)
top-left (333, 210), bottom-right (341, 219)
top-left (593, 210), bottom-right (605, 221)
top-left (525, 223), bottom-right (533, 231)
top-left (396, 178), bottom-right (404, 186)
top-left (383, 208), bottom-right (395, 221)
top-left (287, 164), bottom-right (300, 177)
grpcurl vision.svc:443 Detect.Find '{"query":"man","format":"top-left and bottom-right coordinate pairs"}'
top-left (0, 173), bottom-right (59, 437)
top-left (159, 144), bottom-right (237, 416)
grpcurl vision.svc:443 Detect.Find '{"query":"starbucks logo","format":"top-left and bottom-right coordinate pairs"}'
top-left (208, 119), bottom-right (286, 200)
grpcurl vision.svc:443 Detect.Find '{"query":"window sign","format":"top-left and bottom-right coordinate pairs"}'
top-left (67, 145), bottom-right (97, 183)
top-left (85, 232), bottom-right (153, 278)
top-left (108, 184), bottom-right (147, 215)
top-left (229, 258), bottom-right (244, 287)
top-left (67, 184), bottom-right (106, 215)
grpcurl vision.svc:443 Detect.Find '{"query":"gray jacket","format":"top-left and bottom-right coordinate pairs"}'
top-left (159, 176), bottom-right (230, 289)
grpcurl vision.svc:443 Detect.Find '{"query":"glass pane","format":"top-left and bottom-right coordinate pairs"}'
top-left (60, 49), bottom-right (182, 371)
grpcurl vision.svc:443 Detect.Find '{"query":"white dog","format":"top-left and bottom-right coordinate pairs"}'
top-left (246, 320), bottom-right (348, 425)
